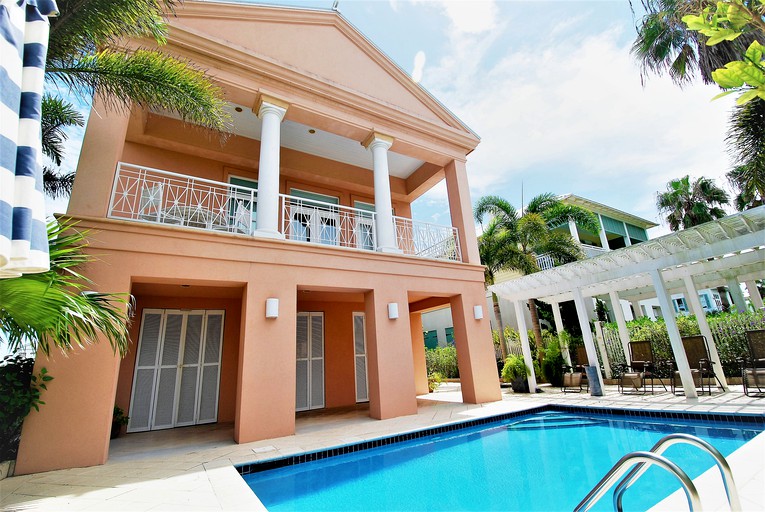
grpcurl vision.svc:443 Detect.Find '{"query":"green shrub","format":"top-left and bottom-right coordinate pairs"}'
top-left (427, 372), bottom-right (444, 392)
top-left (502, 354), bottom-right (529, 381)
top-left (425, 345), bottom-right (459, 378)
top-left (541, 332), bottom-right (565, 387)
top-left (0, 355), bottom-right (52, 461)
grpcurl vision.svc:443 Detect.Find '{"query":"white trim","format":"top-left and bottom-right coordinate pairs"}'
top-left (353, 312), bottom-right (369, 403)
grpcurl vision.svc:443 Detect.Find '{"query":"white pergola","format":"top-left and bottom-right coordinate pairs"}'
top-left (490, 206), bottom-right (765, 398)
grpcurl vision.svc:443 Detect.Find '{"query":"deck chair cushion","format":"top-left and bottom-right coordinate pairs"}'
top-left (563, 373), bottom-right (582, 387)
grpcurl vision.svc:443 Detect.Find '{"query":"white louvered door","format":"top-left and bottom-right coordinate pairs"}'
top-left (295, 312), bottom-right (324, 412)
top-left (353, 313), bottom-right (369, 403)
top-left (128, 309), bottom-right (224, 432)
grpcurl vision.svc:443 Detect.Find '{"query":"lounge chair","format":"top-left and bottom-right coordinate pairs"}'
top-left (618, 341), bottom-right (667, 394)
top-left (669, 335), bottom-right (722, 396)
top-left (740, 329), bottom-right (765, 398)
top-left (561, 346), bottom-right (589, 393)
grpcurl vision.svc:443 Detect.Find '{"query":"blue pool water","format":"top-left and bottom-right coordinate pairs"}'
top-left (242, 410), bottom-right (762, 511)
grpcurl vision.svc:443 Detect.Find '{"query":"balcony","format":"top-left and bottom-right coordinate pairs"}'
top-left (535, 244), bottom-right (611, 271)
top-left (108, 163), bottom-right (462, 262)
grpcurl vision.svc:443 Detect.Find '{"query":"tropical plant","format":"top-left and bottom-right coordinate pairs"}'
top-left (475, 194), bottom-right (598, 358)
top-left (501, 354), bottom-right (529, 381)
top-left (425, 346), bottom-right (459, 379)
top-left (41, 0), bottom-right (230, 195)
top-left (427, 372), bottom-right (444, 393)
top-left (726, 99), bottom-right (765, 210)
top-left (656, 175), bottom-right (730, 230)
top-left (540, 330), bottom-right (565, 387)
top-left (0, 219), bottom-right (132, 357)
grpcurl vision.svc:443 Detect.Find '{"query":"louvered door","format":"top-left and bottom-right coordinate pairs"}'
top-left (353, 313), bottom-right (369, 403)
top-left (296, 312), bottom-right (324, 412)
top-left (128, 309), bottom-right (224, 432)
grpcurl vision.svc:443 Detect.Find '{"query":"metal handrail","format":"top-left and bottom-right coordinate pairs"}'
top-left (574, 451), bottom-right (701, 512)
top-left (614, 433), bottom-right (740, 511)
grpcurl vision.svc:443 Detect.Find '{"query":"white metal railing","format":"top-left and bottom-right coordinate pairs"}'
top-left (109, 163), bottom-right (257, 234)
top-left (280, 194), bottom-right (377, 251)
top-left (108, 163), bottom-right (462, 262)
top-left (535, 253), bottom-right (555, 270)
top-left (393, 216), bottom-right (461, 262)
top-left (581, 243), bottom-right (609, 259)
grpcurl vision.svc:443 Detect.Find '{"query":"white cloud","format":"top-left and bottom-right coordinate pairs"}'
top-left (420, 22), bottom-right (736, 224)
top-left (411, 50), bottom-right (426, 83)
top-left (410, 0), bottom-right (499, 34)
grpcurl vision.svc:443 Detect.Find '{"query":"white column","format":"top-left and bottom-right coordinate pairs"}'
top-left (364, 133), bottom-right (399, 253)
top-left (683, 275), bottom-right (728, 391)
top-left (745, 280), bottom-right (764, 310)
top-left (254, 97), bottom-right (287, 239)
top-left (593, 321), bottom-right (612, 379)
top-left (609, 290), bottom-right (632, 365)
top-left (513, 300), bottom-right (537, 393)
top-left (630, 300), bottom-right (644, 319)
top-left (572, 287), bottom-right (605, 395)
top-left (726, 277), bottom-right (748, 313)
top-left (650, 269), bottom-right (697, 398)
top-left (551, 301), bottom-right (571, 366)
top-left (597, 214), bottom-right (610, 250)
top-left (622, 221), bottom-right (632, 247)
top-left (568, 219), bottom-right (580, 243)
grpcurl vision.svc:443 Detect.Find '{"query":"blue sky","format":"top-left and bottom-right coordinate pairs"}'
top-left (49, 0), bottom-right (738, 236)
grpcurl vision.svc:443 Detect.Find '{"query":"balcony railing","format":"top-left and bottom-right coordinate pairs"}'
top-left (108, 163), bottom-right (462, 262)
top-left (535, 243), bottom-right (612, 271)
top-left (581, 243), bottom-right (609, 259)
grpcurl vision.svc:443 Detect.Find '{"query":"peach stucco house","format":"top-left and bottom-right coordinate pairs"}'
top-left (16, 1), bottom-right (501, 474)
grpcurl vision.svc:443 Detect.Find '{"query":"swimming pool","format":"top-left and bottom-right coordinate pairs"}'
top-left (240, 407), bottom-right (763, 511)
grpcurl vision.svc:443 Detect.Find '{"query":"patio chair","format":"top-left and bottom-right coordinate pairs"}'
top-left (740, 329), bottom-right (765, 398)
top-left (561, 345), bottom-right (589, 393)
top-left (618, 341), bottom-right (667, 394)
top-left (669, 335), bottom-right (723, 396)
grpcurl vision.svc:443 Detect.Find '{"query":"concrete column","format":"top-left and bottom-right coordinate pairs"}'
top-left (597, 214), bottom-right (610, 250)
top-left (513, 300), bottom-right (538, 393)
top-left (409, 312), bottom-right (429, 395)
top-left (16, 266), bottom-right (132, 474)
top-left (67, 95), bottom-right (130, 218)
top-left (650, 269), bottom-right (697, 398)
top-left (444, 159), bottom-right (481, 264)
top-left (450, 292), bottom-right (502, 403)
top-left (726, 277), bottom-right (748, 313)
top-left (683, 275), bottom-right (729, 391)
top-left (363, 133), bottom-right (399, 253)
top-left (568, 219), bottom-right (580, 243)
top-left (622, 221), bottom-right (632, 246)
top-left (609, 290), bottom-right (632, 365)
top-left (551, 301), bottom-right (571, 366)
top-left (572, 287), bottom-right (605, 395)
top-left (364, 289), bottom-right (417, 419)
top-left (254, 96), bottom-right (288, 238)
top-left (745, 280), bottom-right (764, 310)
top-left (235, 281), bottom-right (297, 442)
top-left (630, 299), bottom-right (644, 319)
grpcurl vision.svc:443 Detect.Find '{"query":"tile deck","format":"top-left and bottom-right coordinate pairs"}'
top-left (1, 383), bottom-right (763, 511)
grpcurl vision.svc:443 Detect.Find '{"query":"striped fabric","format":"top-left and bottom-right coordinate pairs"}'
top-left (0, 0), bottom-right (57, 278)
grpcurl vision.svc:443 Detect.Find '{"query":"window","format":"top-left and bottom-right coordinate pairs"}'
top-left (354, 201), bottom-right (375, 251)
top-left (288, 189), bottom-right (340, 245)
top-left (228, 176), bottom-right (257, 234)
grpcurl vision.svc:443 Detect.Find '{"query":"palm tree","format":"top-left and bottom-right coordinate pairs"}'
top-left (475, 194), bottom-right (598, 357)
top-left (0, 219), bottom-right (131, 357)
top-left (631, 0), bottom-right (759, 87)
top-left (42, 0), bottom-right (230, 194)
top-left (656, 175), bottom-right (730, 230)
top-left (726, 99), bottom-right (765, 210)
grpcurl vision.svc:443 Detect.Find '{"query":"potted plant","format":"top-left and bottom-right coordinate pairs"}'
top-left (111, 406), bottom-right (129, 439)
top-left (427, 371), bottom-right (443, 392)
top-left (502, 355), bottom-right (530, 393)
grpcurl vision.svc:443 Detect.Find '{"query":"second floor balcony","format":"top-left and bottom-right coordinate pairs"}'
top-left (108, 163), bottom-right (462, 262)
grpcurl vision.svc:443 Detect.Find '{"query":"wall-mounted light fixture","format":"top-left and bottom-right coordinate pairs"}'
top-left (266, 298), bottom-right (279, 319)
top-left (473, 305), bottom-right (484, 320)
top-left (387, 303), bottom-right (399, 320)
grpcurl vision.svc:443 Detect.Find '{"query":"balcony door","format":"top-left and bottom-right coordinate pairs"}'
top-left (228, 176), bottom-right (257, 234)
top-left (288, 189), bottom-right (340, 246)
top-left (128, 309), bottom-right (224, 432)
top-left (296, 312), bottom-right (325, 411)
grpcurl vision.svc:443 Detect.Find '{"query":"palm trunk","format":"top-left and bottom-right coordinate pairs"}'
top-left (528, 298), bottom-right (544, 361)
top-left (492, 293), bottom-right (508, 360)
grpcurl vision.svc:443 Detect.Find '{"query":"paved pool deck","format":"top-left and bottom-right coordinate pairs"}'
top-left (1, 383), bottom-right (763, 511)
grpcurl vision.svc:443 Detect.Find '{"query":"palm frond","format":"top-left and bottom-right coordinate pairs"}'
top-left (47, 49), bottom-right (231, 133)
top-left (473, 195), bottom-right (519, 231)
top-left (42, 168), bottom-right (76, 199)
top-left (41, 95), bottom-right (85, 166)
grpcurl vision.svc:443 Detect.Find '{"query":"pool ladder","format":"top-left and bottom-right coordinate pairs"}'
top-left (574, 433), bottom-right (741, 511)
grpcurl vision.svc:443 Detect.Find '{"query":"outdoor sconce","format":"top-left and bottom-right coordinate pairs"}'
top-left (387, 303), bottom-right (399, 319)
top-left (473, 305), bottom-right (484, 320)
top-left (266, 298), bottom-right (279, 319)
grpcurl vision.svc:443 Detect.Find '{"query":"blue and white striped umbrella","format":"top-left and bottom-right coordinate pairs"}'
top-left (0, 0), bottom-right (58, 278)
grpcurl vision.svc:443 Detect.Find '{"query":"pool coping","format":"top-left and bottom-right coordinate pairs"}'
top-left (236, 404), bottom-right (765, 476)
